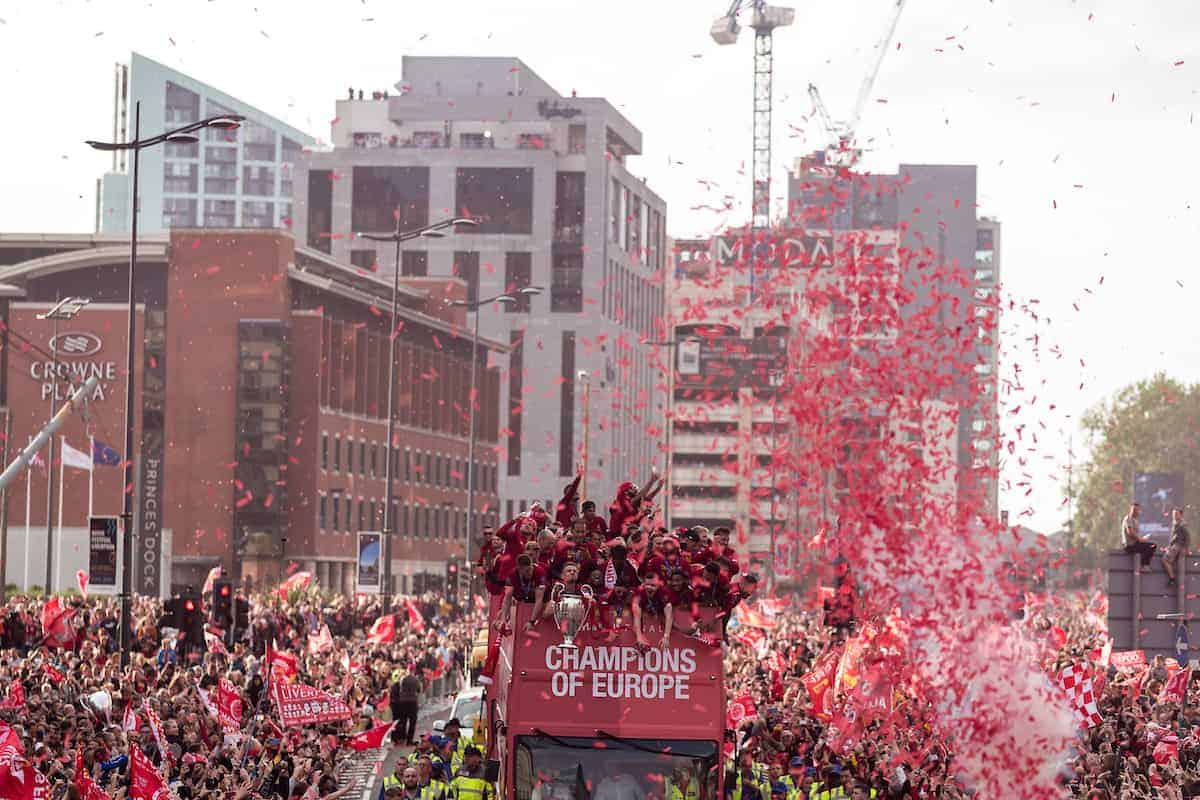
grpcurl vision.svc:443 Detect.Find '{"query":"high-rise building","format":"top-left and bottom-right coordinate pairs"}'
top-left (664, 155), bottom-right (1000, 574)
top-left (95, 52), bottom-right (315, 235)
top-left (293, 57), bottom-right (668, 516)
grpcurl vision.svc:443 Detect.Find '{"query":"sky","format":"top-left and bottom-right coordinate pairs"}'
top-left (0, 0), bottom-right (1197, 535)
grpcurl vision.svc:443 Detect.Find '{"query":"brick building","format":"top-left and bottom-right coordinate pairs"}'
top-left (0, 229), bottom-right (503, 596)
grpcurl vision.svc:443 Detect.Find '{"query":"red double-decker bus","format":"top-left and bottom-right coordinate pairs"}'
top-left (483, 601), bottom-right (726, 800)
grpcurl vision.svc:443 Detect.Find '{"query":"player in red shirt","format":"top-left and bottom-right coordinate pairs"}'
top-left (695, 526), bottom-right (740, 577)
top-left (632, 571), bottom-right (674, 649)
top-left (639, 535), bottom-right (691, 580)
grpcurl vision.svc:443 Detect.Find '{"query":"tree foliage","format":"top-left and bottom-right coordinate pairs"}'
top-left (1071, 373), bottom-right (1200, 553)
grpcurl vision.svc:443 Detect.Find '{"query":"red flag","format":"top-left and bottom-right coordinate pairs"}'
top-left (199, 680), bottom-right (244, 733)
top-left (1111, 650), bottom-right (1148, 674)
top-left (308, 624), bottom-right (334, 654)
top-left (204, 629), bottom-right (228, 655)
top-left (725, 693), bottom-right (757, 729)
top-left (76, 570), bottom-right (89, 598)
top-left (0, 722), bottom-right (25, 761)
top-left (40, 596), bottom-right (76, 648)
top-left (74, 751), bottom-right (112, 800)
top-left (0, 759), bottom-right (51, 800)
top-left (345, 721), bottom-right (395, 751)
top-left (367, 614), bottom-right (396, 645)
top-left (270, 681), bottom-right (353, 727)
top-left (1159, 666), bottom-right (1192, 705)
top-left (1057, 664), bottom-right (1103, 729)
top-left (801, 647), bottom-right (841, 721)
top-left (404, 599), bottom-right (425, 633)
top-left (0, 683), bottom-right (25, 710)
top-left (123, 703), bottom-right (140, 733)
top-left (42, 663), bottom-right (64, 684)
top-left (268, 645), bottom-right (298, 681)
top-left (129, 745), bottom-right (170, 800)
top-left (276, 571), bottom-right (314, 599)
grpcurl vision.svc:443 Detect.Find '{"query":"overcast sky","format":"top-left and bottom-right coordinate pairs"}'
top-left (1, 0), bottom-right (1197, 534)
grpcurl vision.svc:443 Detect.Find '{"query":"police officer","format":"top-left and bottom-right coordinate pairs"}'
top-left (381, 763), bottom-right (416, 800)
top-left (409, 734), bottom-right (447, 776)
top-left (441, 718), bottom-right (471, 775)
top-left (726, 762), bottom-right (770, 800)
top-left (449, 746), bottom-right (493, 800)
top-left (417, 754), bottom-right (450, 800)
top-left (666, 766), bottom-right (699, 800)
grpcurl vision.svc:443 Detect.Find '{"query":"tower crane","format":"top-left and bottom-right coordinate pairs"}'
top-left (807, 0), bottom-right (907, 168)
top-left (710, 0), bottom-right (795, 231)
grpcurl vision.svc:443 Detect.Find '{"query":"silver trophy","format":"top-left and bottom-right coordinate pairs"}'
top-left (550, 582), bottom-right (594, 649)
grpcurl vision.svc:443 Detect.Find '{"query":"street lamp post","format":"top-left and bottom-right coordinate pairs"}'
top-left (451, 286), bottom-right (542, 599)
top-left (359, 216), bottom-right (480, 614)
top-left (36, 297), bottom-right (91, 593)
top-left (86, 105), bottom-right (244, 668)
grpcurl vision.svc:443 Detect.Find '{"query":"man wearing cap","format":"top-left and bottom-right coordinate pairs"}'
top-left (665, 765), bottom-right (700, 800)
top-left (808, 765), bottom-right (846, 800)
top-left (780, 759), bottom-right (808, 800)
top-left (448, 746), bottom-right (493, 800)
top-left (408, 735), bottom-right (447, 775)
top-left (440, 718), bottom-right (471, 775)
top-left (259, 736), bottom-right (294, 800)
top-left (726, 758), bottom-right (771, 800)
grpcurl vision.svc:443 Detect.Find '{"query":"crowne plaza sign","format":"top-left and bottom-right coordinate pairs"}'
top-left (30, 330), bottom-right (120, 401)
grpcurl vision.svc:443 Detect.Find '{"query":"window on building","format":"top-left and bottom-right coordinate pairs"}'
top-left (346, 439), bottom-right (354, 475)
top-left (568, 124), bottom-right (587, 154)
top-left (455, 168), bottom-right (533, 234)
top-left (453, 252), bottom-right (480, 304)
top-left (281, 138), bottom-right (301, 198)
top-left (551, 253), bottom-right (583, 313)
top-left (321, 433), bottom-right (329, 470)
top-left (351, 166), bottom-right (430, 233)
top-left (332, 495), bottom-right (341, 530)
top-left (554, 172), bottom-right (585, 245)
top-left (508, 330), bottom-right (524, 476)
top-left (204, 199), bottom-right (236, 227)
top-left (504, 253), bottom-right (532, 312)
top-left (242, 121), bottom-right (276, 161)
top-left (164, 81), bottom-right (200, 125)
top-left (307, 170), bottom-right (333, 253)
top-left (460, 132), bottom-right (494, 149)
top-left (165, 140), bottom-right (198, 159)
top-left (560, 331), bottom-right (576, 476)
top-left (359, 442), bottom-right (367, 475)
top-left (242, 200), bottom-right (274, 228)
top-left (345, 498), bottom-right (353, 530)
top-left (517, 132), bottom-right (549, 150)
top-left (401, 251), bottom-right (428, 277)
top-left (357, 500), bottom-right (365, 532)
top-left (350, 249), bottom-right (377, 270)
top-left (205, 100), bottom-right (240, 143)
top-left (319, 495), bottom-right (327, 530)
top-left (368, 500), bottom-right (376, 530)
top-left (204, 162), bottom-right (238, 195)
top-left (243, 165), bottom-right (275, 196)
top-left (610, 178), bottom-right (621, 242)
top-left (370, 443), bottom-right (378, 477)
top-left (163, 162), bottom-right (198, 194)
top-left (333, 436), bottom-right (341, 471)
top-left (162, 198), bottom-right (197, 228)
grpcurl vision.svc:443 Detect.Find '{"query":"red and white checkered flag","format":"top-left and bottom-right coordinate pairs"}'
top-left (1058, 664), bottom-right (1103, 729)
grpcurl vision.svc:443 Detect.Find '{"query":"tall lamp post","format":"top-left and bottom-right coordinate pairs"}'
top-left (37, 296), bottom-right (91, 593)
top-left (450, 286), bottom-right (542, 599)
top-left (359, 216), bottom-right (480, 614)
top-left (86, 106), bottom-right (244, 667)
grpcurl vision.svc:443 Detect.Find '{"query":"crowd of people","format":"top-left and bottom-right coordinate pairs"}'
top-left (0, 588), bottom-right (480, 800)
top-left (1, 468), bottom-right (1195, 800)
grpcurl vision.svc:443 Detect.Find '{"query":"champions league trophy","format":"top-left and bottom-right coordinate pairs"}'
top-left (550, 582), bottom-right (594, 649)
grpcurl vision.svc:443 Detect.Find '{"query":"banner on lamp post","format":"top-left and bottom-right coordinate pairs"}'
top-left (357, 531), bottom-right (381, 595)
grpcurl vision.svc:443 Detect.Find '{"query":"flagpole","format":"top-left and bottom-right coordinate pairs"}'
top-left (23, 457), bottom-right (31, 591)
top-left (88, 435), bottom-right (95, 520)
top-left (56, 448), bottom-right (65, 593)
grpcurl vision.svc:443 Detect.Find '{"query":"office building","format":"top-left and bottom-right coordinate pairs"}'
top-left (293, 56), bottom-right (668, 516)
top-left (0, 229), bottom-right (504, 596)
top-left (664, 155), bottom-right (999, 574)
top-left (96, 52), bottom-right (316, 234)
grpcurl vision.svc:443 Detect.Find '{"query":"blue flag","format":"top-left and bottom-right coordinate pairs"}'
top-left (92, 439), bottom-right (121, 466)
top-left (1177, 623), bottom-right (1190, 665)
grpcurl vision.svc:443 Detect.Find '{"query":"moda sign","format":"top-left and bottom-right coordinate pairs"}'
top-left (31, 331), bottom-right (118, 401)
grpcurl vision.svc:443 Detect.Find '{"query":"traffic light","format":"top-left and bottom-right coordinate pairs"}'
top-left (234, 597), bottom-right (250, 632)
top-left (446, 558), bottom-right (461, 600)
top-left (212, 580), bottom-right (233, 627)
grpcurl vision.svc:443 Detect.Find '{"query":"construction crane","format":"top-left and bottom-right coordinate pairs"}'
top-left (807, 0), bottom-right (907, 168)
top-left (710, 0), bottom-right (795, 231)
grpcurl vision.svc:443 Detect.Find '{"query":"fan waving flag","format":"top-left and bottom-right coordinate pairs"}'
top-left (0, 683), bottom-right (25, 710)
top-left (367, 614), bottom-right (396, 645)
top-left (404, 598), bottom-right (425, 633)
top-left (271, 681), bottom-right (353, 727)
top-left (345, 721), bottom-right (395, 751)
top-left (129, 745), bottom-right (170, 800)
top-left (41, 596), bottom-right (76, 648)
top-left (1057, 664), bottom-right (1103, 729)
top-left (276, 571), bottom-right (314, 599)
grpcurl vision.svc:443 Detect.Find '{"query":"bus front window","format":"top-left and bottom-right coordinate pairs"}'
top-left (515, 736), bottom-right (718, 800)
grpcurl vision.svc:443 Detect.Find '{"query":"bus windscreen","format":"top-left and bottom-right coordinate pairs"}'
top-left (513, 735), bottom-right (718, 800)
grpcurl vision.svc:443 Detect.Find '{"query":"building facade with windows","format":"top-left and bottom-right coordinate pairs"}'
top-left (96, 52), bottom-right (315, 234)
top-left (293, 57), bottom-right (668, 518)
top-left (0, 230), bottom-right (502, 596)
